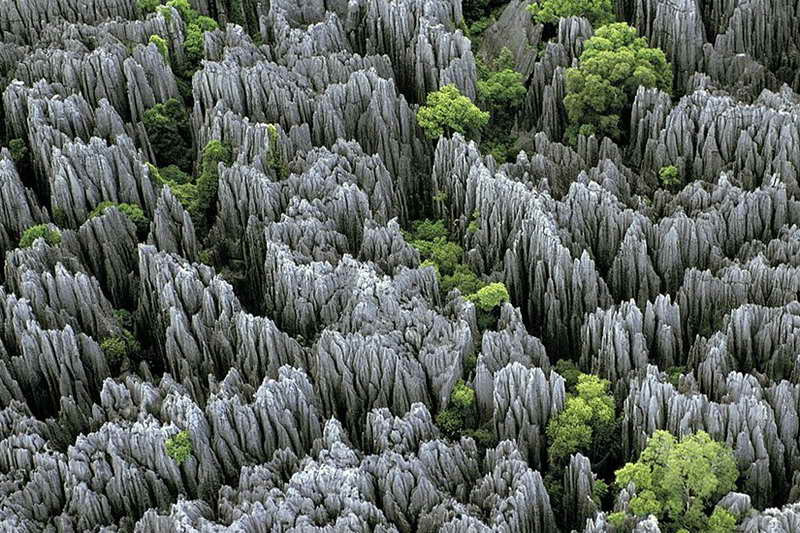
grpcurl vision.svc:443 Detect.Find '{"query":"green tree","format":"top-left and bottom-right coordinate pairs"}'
top-left (19, 225), bottom-right (61, 249)
top-left (546, 373), bottom-right (615, 464)
top-left (89, 202), bottom-right (150, 238)
top-left (442, 264), bottom-right (485, 295)
top-left (138, 0), bottom-right (161, 14)
top-left (165, 430), bottom-right (193, 463)
top-left (165, 0), bottom-right (197, 23)
top-left (417, 85), bottom-right (489, 139)
top-left (468, 282), bottom-right (509, 311)
top-left (527, 0), bottom-right (615, 26)
top-left (101, 330), bottom-right (141, 371)
top-left (659, 165), bottom-right (681, 189)
top-left (149, 34), bottom-right (169, 60)
top-left (554, 359), bottom-right (581, 391)
top-left (9, 138), bottom-right (28, 163)
top-left (706, 507), bottom-right (737, 533)
top-left (564, 23), bottom-right (671, 143)
top-left (143, 98), bottom-right (192, 171)
top-left (409, 218), bottom-right (448, 241)
top-left (410, 237), bottom-right (464, 275)
top-left (184, 15), bottom-right (218, 66)
top-left (192, 140), bottom-right (232, 232)
top-left (467, 282), bottom-right (510, 330)
top-left (614, 430), bottom-right (739, 532)
top-left (477, 67), bottom-right (527, 115)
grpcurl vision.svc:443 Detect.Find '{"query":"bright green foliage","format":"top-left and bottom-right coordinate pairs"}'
top-left (659, 165), bottom-right (681, 188)
top-left (593, 478), bottom-right (609, 507)
top-left (148, 163), bottom-right (196, 211)
top-left (467, 282), bottom-right (509, 311)
top-left (149, 34), bottom-right (169, 60)
top-left (159, 164), bottom-right (191, 184)
top-left (527, 0), bottom-right (614, 26)
top-left (411, 238), bottom-right (463, 275)
top-left (564, 23), bottom-right (671, 143)
top-left (165, 430), bottom-right (193, 463)
top-left (417, 85), bottom-right (490, 139)
top-left (185, 16), bottom-right (218, 66)
top-left (410, 218), bottom-right (448, 241)
top-left (614, 430), bottom-right (739, 531)
top-left (19, 225), bottom-right (61, 249)
top-left (138, 0), bottom-right (161, 14)
top-left (89, 202), bottom-right (149, 237)
top-left (477, 67), bottom-right (527, 114)
top-left (554, 359), bottom-right (581, 391)
top-left (707, 507), bottom-right (737, 533)
top-left (546, 373), bottom-right (615, 463)
top-left (442, 264), bottom-right (485, 295)
top-left (165, 0), bottom-right (196, 23)
top-left (101, 330), bottom-right (141, 370)
top-left (9, 138), bottom-right (28, 162)
top-left (143, 98), bottom-right (192, 171)
top-left (192, 140), bottom-right (232, 231)
top-left (435, 381), bottom-right (477, 439)
top-left (665, 366), bottom-right (686, 388)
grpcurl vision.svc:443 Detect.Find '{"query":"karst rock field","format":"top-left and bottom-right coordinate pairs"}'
top-left (0, 0), bottom-right (799, 531)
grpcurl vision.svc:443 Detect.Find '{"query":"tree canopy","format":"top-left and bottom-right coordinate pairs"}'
top-left (564, 23), bottom-right (671, 143)
top-left (527, 0), bottom-right (615, 26)
top-left (19, 225), bottom-right (61, 249)
top-left (613, 430), bottom-right (739, 532)
top-left (546, 373), bottom-right (615, 464)
top-left (417, 85), bottom-right (490, 139)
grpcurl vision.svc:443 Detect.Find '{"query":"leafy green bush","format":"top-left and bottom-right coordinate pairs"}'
top-left (9, 138), bottom-right (28, 162)
top-left (192, 140), bottom-right (232, 232)
top-left (165, 0), bottom-right (196, 23)
top-left (149, 34), bottom-right (169, 60)
top-left (159, 164), bottom-right (191, 184)
top-left (442, 264), bottom-right (485, 295)
top-left (409, 218), bottom-right (449, 241)
top-left (184, 15), bottom-right (218, 66)
top-left (467, 282), bottom-right (509, 312)
top-left (417, 85), bottom-right (489, 139)
top-left (19, 225), bottom-right (61, 249)
top-left (143, 98), bottom-right (192, 171)
top-left (564, 23), bottom-right (671, 143)
top-left (554, 359), bottom-right (581, 391)
top-left (659, 165), bottom-right (681, 188)
top-left (435, 381), bottom-right (477, 439)
top-left (266, 124), bottom-right (290, 179)
top-left (527, 0), bottom-right (615, 26)
top-left (138, 0), bottom-right (161, 14)
top-left (165, 430), bottom-right (193, 463)
top-left (101, 330), bottom-right (141, 370)
top-left (89, 202), bottom-right (149, 237)
top-left (546, 373), bottom-right (615, 464)
top-left (477, 66), bottom-right (527, 115)
top-left (614, 430), bottom-right (738, 531)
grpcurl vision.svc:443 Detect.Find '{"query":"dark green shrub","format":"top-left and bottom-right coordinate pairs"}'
top-left (101, 330), bottom-right (141, 371)
top-left (192, 140), bottom-right (232, 232)
top-left (165, 430), bottom-right (193, 463)
top-left (19, 225), bottom-right (61, 249)
top-left (143, 98), bottom-right (192, 171)
top-left (138, 0), bottom-right (161, 14)
top-left (659, 165), bottom-right (681, 189)
top-left (435, 381), bottom-right (477, 439)
top-left (527, 0), bottom-right (615, 26)
top-left (89, 202), bottom-right (149, 237)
